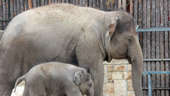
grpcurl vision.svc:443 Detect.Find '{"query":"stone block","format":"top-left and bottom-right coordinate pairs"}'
top-left (128, 80), bottom-right (134, 91)
top-left (107, 65), bottom-right (113, 72)
top-left (124, 72), bottom-right (132, 80)
top-left (104, 75), bottom-right (107, 83)
top-left (103, 83), bottom-right (114, 96)
top-left (103, 59), bottom-right (135, 96)
top-left (112, 65), bottom-right (128, 72)
top-left (114, 80), bottom-right (127, 96)
top-left (107, 73), bottom-right (112, 81)
top-left (104, 65), bottom-right (107, 74)
top-left (111, 59), bottom-right (129, 65)
top-left (128, 64), bottom-right (132, 71)
top-left (128, 91), bottom-right (135, 96)
top-left (112, 72), bottom-right (124, 80)
top-left (103, 61), bottom-right (111, 65)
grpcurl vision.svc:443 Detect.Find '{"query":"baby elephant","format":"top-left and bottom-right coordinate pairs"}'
top-left (13, 62), bottom-right (94, 96)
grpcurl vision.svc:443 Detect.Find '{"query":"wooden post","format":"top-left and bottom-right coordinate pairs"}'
top-left (129, 0), bottom-right (133, 15)
top-left (118, 0), bottom-right (122, 9)
top-left (160, 0), bottom-right (165, 95)
top-left (89, 0), bottom-right (93, 7)
top-left (155, 0), bottom-right (160, 95)
top-left (142, 0), bottom-right (147, 95)
top-left (151, 0), bottom-right (156, 95)
top-left (48, 0), bottom-right (52, 4)
top-left (28, 0), bottom-right (32, 9)
top-left (122, 0), bottom-right (126, 11)
top-left (146, 2), bottom-right (151, 94)
top-left (164, 0), bottom-right (169, 95)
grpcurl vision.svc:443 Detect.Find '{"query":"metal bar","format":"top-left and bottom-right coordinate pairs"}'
top-left (143, 58), bottom-right (170, 62)
top-left (143, 88), bottom-right (170, 90)
top-left (148, 74), bottom-right (152, 96)
top-left (0, 19), bottom-right (10, 22)
top-left (8, 0), bottom-right (11, 19)
top-left (143, 71), bottom-right (170, 74)
top-left (143, 71), bottom-right (170, 96)
top-left (136, 27), bottom-right (170, 32)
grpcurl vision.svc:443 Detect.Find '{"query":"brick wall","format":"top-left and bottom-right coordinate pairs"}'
top-left (103, 59), bottom-right (135, 96)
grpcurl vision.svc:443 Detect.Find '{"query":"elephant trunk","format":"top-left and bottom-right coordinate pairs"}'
top-left (128, 35), bottom-right (143, 96)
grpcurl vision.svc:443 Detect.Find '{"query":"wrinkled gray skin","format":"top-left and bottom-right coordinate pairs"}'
top-left (0, 4), bottom-right (143, 96)
top-left (14, 62), bottom-right (94, 96)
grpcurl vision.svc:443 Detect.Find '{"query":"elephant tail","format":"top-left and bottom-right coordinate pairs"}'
top-left (14, 75), bottom-right (26, 92)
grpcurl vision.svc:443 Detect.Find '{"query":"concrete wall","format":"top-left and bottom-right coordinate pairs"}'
top-left (103, 59), bottom-right (135, 96)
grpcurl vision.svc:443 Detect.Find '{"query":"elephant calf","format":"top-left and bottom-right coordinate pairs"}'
top-left (13, 62), bottom-right (94, 96)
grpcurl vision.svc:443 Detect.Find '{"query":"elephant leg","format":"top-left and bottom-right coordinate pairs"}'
top-left (75, 34), bottom-right (104, 96)
top-left (0, 82), bottom-right (13, 96)
top-left (131, 63), bottom-right (143, 96)
top-left (76, 52), bottom-right (104, 96)
top-left (89, 62), bottom-right (104, 96)
top-left (0, 63), bottom-right (17, 96)
top-left (65, 85), bottom-right (82, 96)
top-left (66, 90), bottom-right (82, 96)
top-left (0, 64), bottom-right (22, 96)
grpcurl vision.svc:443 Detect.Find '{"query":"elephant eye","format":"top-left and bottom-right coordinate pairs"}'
top-left (86, 77), bottom-right (89, 81)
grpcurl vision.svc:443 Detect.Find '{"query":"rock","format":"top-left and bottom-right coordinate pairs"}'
top-left (124, 72), bottom-right (132, 80)
top-left (113, 80), bottom-right (127, 96)
top-left (112, 64), bottom-right (128, 72)
top-left (103, 83), bottom-right (114, 96)
top-left (103, 59), bottom-right (134, 96)
top-left (112, 72), bottom-right (124, 80)
top-left (128, 91), bottom-right (135, 96)
top-left (128, 80), bottom-right (134, 91)
top-left (111, 59), bottom-right (129, 65)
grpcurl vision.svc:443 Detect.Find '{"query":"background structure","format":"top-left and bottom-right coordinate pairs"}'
top-left (0, 0), bottom-right (170, 96)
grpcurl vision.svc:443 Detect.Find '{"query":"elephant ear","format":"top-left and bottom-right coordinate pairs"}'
top-left (107, 16), bottom-right (119, 39)
top-left (73, 70), bottom-right (84, 86)
top-left (104, 16), bottom-right (119, 62)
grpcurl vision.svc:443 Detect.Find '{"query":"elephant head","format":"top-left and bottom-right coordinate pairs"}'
top-left (73, 69), bottom-right (94, 96)
top-left (103, 11), bottom-right (143, 96)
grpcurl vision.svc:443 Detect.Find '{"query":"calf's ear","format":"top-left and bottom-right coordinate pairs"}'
top-left (73, 70), bottom-right (83, 86)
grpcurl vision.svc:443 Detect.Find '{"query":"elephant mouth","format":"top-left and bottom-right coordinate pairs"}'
top-left (104, 52), bottom-right (112, 62)
top-left (104, 54), bottom-right (109, 61)
top-left (105, 54), bottom-right (112, 62)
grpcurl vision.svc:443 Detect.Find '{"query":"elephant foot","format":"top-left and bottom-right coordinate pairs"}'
top-left (94, 88), bottom-right (103, 96)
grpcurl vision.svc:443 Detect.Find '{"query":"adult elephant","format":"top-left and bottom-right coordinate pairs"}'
top-left (0, 4), bottom-right (143, 96)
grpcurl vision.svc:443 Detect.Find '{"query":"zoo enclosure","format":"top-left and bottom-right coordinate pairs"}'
top-left (0, 0), bottom-right (170, 96)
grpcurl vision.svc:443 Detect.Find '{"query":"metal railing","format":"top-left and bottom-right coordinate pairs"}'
top-left (137, 27), bottom-right (170, 96)
top-left (137, 27), bottom-right (170, 32)
top-left (136, 27), bottom-right (170, 62)
top-left (143, 72), bottom-right (170, 96)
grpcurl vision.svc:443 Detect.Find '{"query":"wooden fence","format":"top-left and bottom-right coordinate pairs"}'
top-left (0, 0), bottom-right (170, 96)
top-left (134, 0), bottom-right (170, 96)
top-left (0, 0), bottom-right (130, 30)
